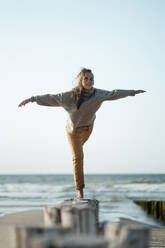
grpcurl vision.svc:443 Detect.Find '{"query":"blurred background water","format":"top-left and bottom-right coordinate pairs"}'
top-left (0, 174), bottom-right (165, 226)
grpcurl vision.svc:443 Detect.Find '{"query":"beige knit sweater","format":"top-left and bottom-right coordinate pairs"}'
top-left (31, 88), bottom-right (135, 133)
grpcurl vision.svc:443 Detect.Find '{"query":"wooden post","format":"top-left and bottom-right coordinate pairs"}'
top-left (15, 225), bottom-right (72, 248)
top-left (44, 199), bottom-right (99, 230)
top-left (104, 223), bottom-right (151, 248)
top-left (44, 205), bottom-right (61, 226)
top-left (65, 198), bottom-right (99, 226)
top-left (44, 201), bottom-right (74, 226)
top-left (61, 205), bottom-right (97, 234)
top-left (29, 235), bottom-right (109, 248)
top-left (135, 200), bottom-right (165, 223)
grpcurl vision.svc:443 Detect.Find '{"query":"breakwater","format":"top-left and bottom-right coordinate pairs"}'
top-left (135, 201), bottom-right (165, 224)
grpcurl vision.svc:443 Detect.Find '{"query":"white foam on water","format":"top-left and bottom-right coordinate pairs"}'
top-left (0, 174), bottom-right (165, 226)
top-left (0, 183), bottom-right (73, 193)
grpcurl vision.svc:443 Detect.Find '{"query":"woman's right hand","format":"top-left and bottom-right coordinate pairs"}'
top-left (18, 98), bottom-right (31, 107)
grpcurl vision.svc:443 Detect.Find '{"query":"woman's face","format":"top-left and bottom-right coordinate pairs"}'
top-left (82, 72), bottom-right (94, 90)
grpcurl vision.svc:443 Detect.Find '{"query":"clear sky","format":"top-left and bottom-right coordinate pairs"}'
top-left (0, 0), bottom-right (164, 174)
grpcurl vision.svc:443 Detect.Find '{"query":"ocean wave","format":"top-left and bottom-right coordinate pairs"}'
top-left (86, 182), bottom-right (165, 193)
top-left (0, 182), bottom-right (165, 198)
top-left (0, 183), bottom-right (74, 193)
top-left (113, 183), bottom-right (165, 192)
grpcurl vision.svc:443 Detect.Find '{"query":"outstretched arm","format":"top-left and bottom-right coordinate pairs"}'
top-left (18, 97), bottom-right (31, 107)
top-left (102, 89), bottom-right (146, 101)
top-left (18, 93), bottom-right (64, 108)
top-left (134, 90), bottom-right (146, 95)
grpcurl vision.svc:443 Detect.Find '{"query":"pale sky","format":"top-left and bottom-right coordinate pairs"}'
top-left (0, 0), bottom-right (164, 174)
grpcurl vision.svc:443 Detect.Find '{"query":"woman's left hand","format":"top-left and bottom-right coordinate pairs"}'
top-left (135, 90), bottom-right (146, 95)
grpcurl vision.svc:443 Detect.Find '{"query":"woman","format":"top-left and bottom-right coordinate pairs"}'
top-left (18, 68), bottom-right (146, 198)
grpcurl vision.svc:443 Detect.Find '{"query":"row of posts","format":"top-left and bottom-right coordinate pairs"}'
top-left (15, 198), bottom-right (151, 248)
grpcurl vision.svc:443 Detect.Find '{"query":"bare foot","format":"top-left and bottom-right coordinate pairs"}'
top-left (77, 189), bottom-right (84, 199)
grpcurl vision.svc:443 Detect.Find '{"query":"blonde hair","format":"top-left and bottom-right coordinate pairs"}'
top-left (72, 68), bottom-right (93, 107)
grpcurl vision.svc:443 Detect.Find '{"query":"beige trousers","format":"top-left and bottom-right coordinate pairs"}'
top-left (66, 125), bottom-right (94, 190)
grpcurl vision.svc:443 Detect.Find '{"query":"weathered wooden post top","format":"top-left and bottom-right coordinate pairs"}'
top-left (44, 198), bottom-right (99, 233)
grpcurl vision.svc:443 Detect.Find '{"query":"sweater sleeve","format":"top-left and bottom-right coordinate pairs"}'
top-left (101, 89), bottom-right (135, 101)
top-left (30, 93), bottom-right (64, 107)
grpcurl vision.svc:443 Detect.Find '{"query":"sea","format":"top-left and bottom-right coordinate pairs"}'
top-left (0, 174), bottom-right (165, 227)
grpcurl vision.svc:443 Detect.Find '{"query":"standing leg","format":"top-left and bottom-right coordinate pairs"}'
top-left (66, 125), bottom-right (94, 198)
top-left (66, 127), bottom-right (85, 196)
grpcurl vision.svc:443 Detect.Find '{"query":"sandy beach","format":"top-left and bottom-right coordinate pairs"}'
top-left (0, 209), bottom-right (44, 248)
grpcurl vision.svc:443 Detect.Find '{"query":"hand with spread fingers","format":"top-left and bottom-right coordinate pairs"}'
top-left (18, 98), bottom-right (31, 107)
top-left (135, 90), bottom-right (146, 95)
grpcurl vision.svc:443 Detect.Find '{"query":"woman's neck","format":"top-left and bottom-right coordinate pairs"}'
top-left (83, 87), bottom-right (94, 92)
